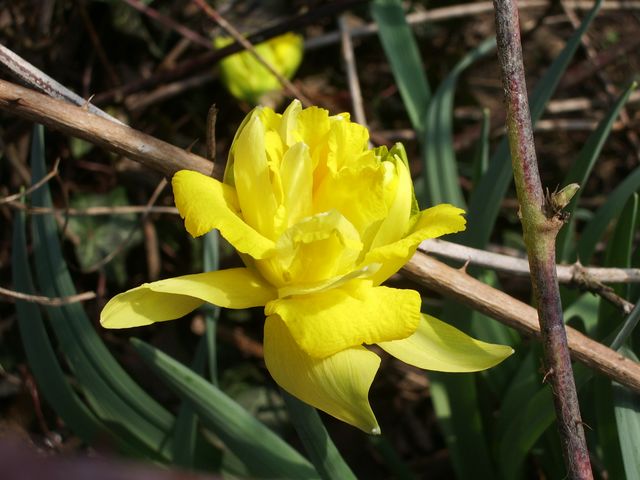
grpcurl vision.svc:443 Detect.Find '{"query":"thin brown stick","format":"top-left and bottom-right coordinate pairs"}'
top-left (421, 239), bottom-right (640, 284)
top-left (493, 0), bottom-right (591, 476)
top-left (82, 178), bottom-right (168, 273)
top-left (0, 158), bottom-right (60, 205)
top-left (0, 285), bottom-right (95, 306)
top-left (5, 202), bottom-right (178, 216)
top-left (122, 0), bottom-right (213, 49)
top-left (192, 0), bottom-right (312, 106)
top-left (403, 253), bottom-right (640, 394)
top-left (0, 79), bottom-right (219, 179)
top-left (339, 15), bottom-right (367, 127)
top-left (0, 44), bottom-right (122, 124)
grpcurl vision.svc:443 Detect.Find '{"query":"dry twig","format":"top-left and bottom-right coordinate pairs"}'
top-left (403, 253), bottom-right (640, 394)
top-left (0, 286), bottom-right (95, 306)
top-left (0, 79), bottom-right (218, 179)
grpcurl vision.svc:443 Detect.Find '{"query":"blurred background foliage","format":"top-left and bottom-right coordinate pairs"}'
top-left (1, 0), bottom-right (640, 478)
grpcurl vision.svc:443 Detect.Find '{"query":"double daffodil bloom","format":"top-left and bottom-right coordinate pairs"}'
top-left (215, 32), bottom-right (304, 105)
top-left (101, 100), bottom-right (513, 434)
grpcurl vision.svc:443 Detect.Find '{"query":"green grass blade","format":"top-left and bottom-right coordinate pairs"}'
top-left (282, 391), bottom-right (356, 480)
top-left (592, 194), bottom-right (638, 479)
top-left (368, 436), bottom-right (415, 480)
top-left (578, 169), bottom-right (640, 262)
top-left (611, 303), bottom-right (640, 351)
top-left (172, 339), bottom-right (207, 468)
top-left (29, 125), bottom-right (175, 458)
top-left (613, 346), bottom-right (640, 480)
top-left (472, 108), bottom-right (491, 186)
top-left (203, 229), bottom-right (221, 385)
top-left (422, 37), bottom-right (495, 208)
top-left (462, 0), bottom-right (604, 248)
top-left (498, 364), bottom-right (593, 479)
top-left (371, 0), bottom-right (431, 133)
top-left (558, 81), bottom-right (638, 261)
top-left (130, 338), bottom-right (319, 479)
top-left (12, 210), bottom-right (106, 443)
top-left (430, 372), bottom-right (496, 479)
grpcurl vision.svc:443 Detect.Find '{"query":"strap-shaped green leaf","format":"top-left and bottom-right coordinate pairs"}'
top-left (130, 338), bottom-right (319, 479)
top-left (282, 391), bottom-right (357, 480)
top-left (422, 37), bottom-right (496, 208)
top-left (29, 125), bottom-right (175, 459)
top-left (12, 209), bottom-right (105, 444)
top-left (371, 0), bottom-right (431, 133)
top-left (558, 81), bottom-right (638, 261)
top-left (462, 0), bottom-right (604, 248)
top-left (613, 347), bottom-right (640, 480)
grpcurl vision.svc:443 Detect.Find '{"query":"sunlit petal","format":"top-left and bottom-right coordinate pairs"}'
top-left (363, 204), bottom-right (466, 284)
top-left (264, 315), bottom-right (380, 434)
top-left (232, 113), bottom-right (279, 238)
top-left (266, 281), bottom-right (421, 358)
top-left (172, 170), bottom-right (275, 259)
top-left (101, 268), bottom-right (276, 328)
top-left (379, 314), bottom-right (514, 372)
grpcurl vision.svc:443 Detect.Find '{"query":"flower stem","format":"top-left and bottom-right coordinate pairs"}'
top-left (492, 1), bottom-right (593, 478)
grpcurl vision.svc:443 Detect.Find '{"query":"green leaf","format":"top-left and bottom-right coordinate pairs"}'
top-left (592, 194), bottom-right (637, 479)
top-left (578, 168), bottom-right (640, 262)
top-left (203, 229), bottom-right (221, 385)
top-left (430, 372), bottom-right (496, 479)
top-left (282, 391), bottom-right (357, 480)
top-left (472, 108), bottom-right (491, 186)
top-left (172, 339), bottom-right (207, 468)
top-left (371, 0), bottom-right (430, 133)
top-left (462, 0), bottom-right (605, 249)
top-left (498, 364), bottom-right (593, 479)
top-left (613, 347), bottom-right (640, 480)
top-left (12, 209), bottom-right (106, 444)
top-left (558, 81), bottom-right (638, 261)
top-left (422, 37), bottom-right (495, 208)
top-left (29, 125), bottom-right (175, 459)
top-left (130, 338), bottom-right (319, 479)
top-left (66, 187), bottom-right (143, 283)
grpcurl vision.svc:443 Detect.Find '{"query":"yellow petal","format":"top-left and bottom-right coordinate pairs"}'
top-left (272, 209), bottom-right (363, 285)
top-left (232, 113), bottom-right (279, 239)
top-left (264, 315), bottom-right (380, 434)
top-left (172, 170), bottom-right (275, 259)
top-left (363, 203), bottom-right (466, 285)
top-left (326, 117), bottom-right (370, 173)
top-left (313, 163), bottom-right (387, 245)
top-left (265, 281), bottom-right (421, 358)
top-left (279, 99), bottom-right (302, 147)
top-left (379, 314), bottom-right (514, 372)
top-left (101, 268), bottom-right (276, 329)
top-left (280, 142), bottom-right (312, 227)
top-left (369, 155), bottom-right (413, 250)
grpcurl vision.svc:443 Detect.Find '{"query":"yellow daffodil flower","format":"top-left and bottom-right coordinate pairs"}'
top-left (215, 32), bottom-right (304, 105)
top-left (101, 100), bottom-right (513, 434)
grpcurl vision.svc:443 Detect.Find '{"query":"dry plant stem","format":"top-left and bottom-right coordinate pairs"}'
top-left (493, 1), bottom-right (592, 478)
top-left (0, 80), bottom-right (219, 179)
top-left (122, 0), bottom-right (213, 49)
top-left (404, 254), bottom-right (640, 393)
top-left (421, 239), bottom-right (636, 315)
top-left (0, 286), bottom-right (95, 306)
top-left (191, 0), bottom-right (312, 106)
top-left (0, 158), bottom-right (60, 205)
top-left (421, 239), bottom-right (640, 284)
top-left (339, 15), bottom-right (367, 128)
top-left (0, 44), bottom-right (122, 124)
